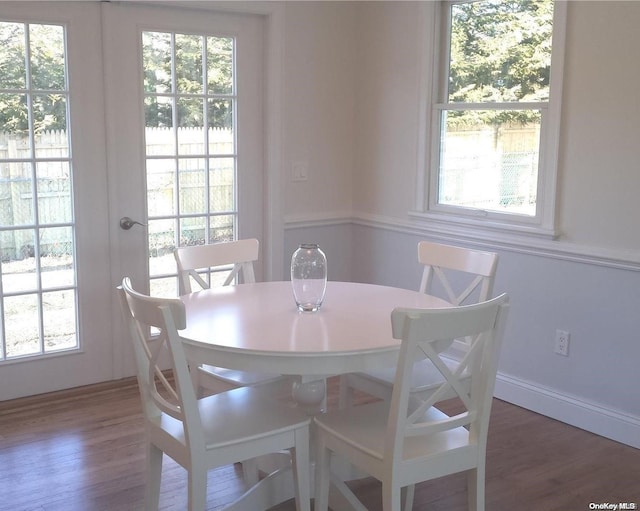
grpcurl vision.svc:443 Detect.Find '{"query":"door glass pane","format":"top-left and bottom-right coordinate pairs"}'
top-left (0, 93), bottom-right (29, 137)
top-left (1, 161), bottom-right (34, 225)
top-left (42, 289), bottom-right (76, 352)
top-left (147, 158), bottom-right (176, 217)
top-left (209, 214), bottom-right (234, 244)
top-left (148, 218), bottom-right (176, 274)
top-left (177, 97), bottom-right (205, 152)
top-left (0, 21), bottom-right (78, 361)
top-left (142, 31), bottom-right (172, 94)
top-left (40, 226), bottom-right (74, 289)
top-left (0, 23), bottom-right (26, 89)
top-left (175, 34), bottom-right (203, 94)
top-left (208, 98), bottom-right (233, 140)
top-left (33, 94), bottom-right (68, 157)
top-left (143, 30), bottom-right (237, 297)
top-left (1, 229), bottom-right (37, 293)
top-left (4, 294), bottom-right (40, 357)
top-left (145, 98), bottom-right (175, 155)
top-left (207, 36), bottom-right (233, 94)
top-left (179, 158), bottom-right (205, 215)
top-left (29, 24), bottom-right (66, 90)
top-left (37, 161), bottom-right (72, 223)
top-left (179, 216), bottom-right (205, 246)
top-left (209, 157), bottom-right (234, 212)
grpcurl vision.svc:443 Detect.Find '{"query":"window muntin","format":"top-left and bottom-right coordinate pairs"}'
top-left (0, 21), bottom-right (78, 360)
top-left (429, 0), bottom-right (561, 230)
top-left (142, 31), bottom-right (238, 297)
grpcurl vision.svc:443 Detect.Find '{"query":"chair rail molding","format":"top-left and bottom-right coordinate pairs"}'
top-left (284, 211), bottom-right (640, 271)
top-left (284, 211), bottom-right (640, 449)
top-left (283, 211), bottom-right (355, 229)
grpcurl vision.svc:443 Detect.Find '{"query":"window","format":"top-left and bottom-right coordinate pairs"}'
top-left (0, 21), bottom-right (78, 359)
top-left (419, 0), bottom-right (566, 237)
top-left (141, 31), bottom-right (238, 297)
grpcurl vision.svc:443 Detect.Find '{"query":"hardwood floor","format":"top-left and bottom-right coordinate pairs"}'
top-left (1, 377), bottom-right (638, 511)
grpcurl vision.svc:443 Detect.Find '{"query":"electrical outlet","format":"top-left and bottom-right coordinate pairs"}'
top-left (554, 329), bottom-right (570, 356)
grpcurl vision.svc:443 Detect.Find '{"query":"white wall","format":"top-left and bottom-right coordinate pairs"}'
top-left (558, 1), bottom-right (640, 250)
top-left (282, 1), bottom-right (356, 223)
top-left (280, 1), bottom-right (640, 447)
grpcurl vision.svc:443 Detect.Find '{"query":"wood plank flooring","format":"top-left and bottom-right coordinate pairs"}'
top-left (1, 377), bottom-right (638, 511)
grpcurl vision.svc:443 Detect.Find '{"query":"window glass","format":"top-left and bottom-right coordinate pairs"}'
top-left (448, 0), bottom-right (553, 103)
top-left (429, 0), bottom-right (561, 230)
top-left (0, 21), bottom-right (78, 360)
top-left (142, 31), bottom-right (237, 297)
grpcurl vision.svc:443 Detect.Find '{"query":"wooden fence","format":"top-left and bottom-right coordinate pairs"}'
top-left (0, 128), bottom-right (234, 260)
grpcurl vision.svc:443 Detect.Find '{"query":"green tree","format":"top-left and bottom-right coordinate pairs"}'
top-left (448, 0), bottom-right (553, 127)
top-left (142, 31), bottom-right (233, 129)
top-left (0, 22), bottom-right (67, 134)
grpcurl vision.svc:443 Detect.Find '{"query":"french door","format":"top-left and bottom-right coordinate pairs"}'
top-left (0, 2), bottom-right (265, 399)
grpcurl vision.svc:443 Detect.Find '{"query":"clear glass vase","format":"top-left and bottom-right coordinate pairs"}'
top-left (290, 243), bottom-right (327, 312)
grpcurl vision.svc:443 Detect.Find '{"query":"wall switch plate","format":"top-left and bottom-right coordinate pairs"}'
top-left (292, 161), bottom-right (308, 182)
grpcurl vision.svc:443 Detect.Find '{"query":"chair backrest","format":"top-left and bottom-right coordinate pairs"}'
top-left (174, 238), bottom-right (259, 295)
top-left (118, 277), bottom-right (204, 449)
top-left (418, 240), bottom-right (498, 306)
top-left (385, 294), bottom-right (509, 467)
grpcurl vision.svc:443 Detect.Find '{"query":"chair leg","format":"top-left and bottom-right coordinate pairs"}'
top-left (338, 375), bottom-right (353, 409)
top-left (292, 428), bottom-right (311, 511)
top-left (467, 465), bottom-right (485, 511)
top-left (382, 482), bottom-right (402, 511)
top-left (187, 466), bottom-right (207, 511)
top-left (314, 439), bottom-right (331, 511)
top-left (189, 363), bottom-right (204, 398)
top-left (241, 458), bottom-right (260, 488)
top-left (145, 444), bottom-right (163, 511)
top-left (401, 484), bottom-right (415, 511)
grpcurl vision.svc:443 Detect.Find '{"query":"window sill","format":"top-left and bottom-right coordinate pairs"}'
top-left (408, 210), bottom-right (559, 244)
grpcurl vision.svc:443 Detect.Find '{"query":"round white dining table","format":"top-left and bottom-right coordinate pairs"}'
top-left (179, 281), bottom-right (451, 511)
top-left (179, 280), bottom-right (451, 379)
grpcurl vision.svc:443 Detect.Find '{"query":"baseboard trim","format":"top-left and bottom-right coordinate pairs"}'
top-left (0, 376), bottom-right (139, 412)
top-left (495, 373), bottom-right (640, 449)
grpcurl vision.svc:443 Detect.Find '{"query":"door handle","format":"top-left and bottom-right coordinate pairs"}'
top-left (119, 216), bottom-right (147, 230)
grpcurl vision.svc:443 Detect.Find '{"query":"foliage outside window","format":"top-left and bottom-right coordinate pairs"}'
top-left (426, 0), bottom-right (564, 236)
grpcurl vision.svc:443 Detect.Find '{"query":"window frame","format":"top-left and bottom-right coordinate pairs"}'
top-left (414, 0), bottom-right (567, 240)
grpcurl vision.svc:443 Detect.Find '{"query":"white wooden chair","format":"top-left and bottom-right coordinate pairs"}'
top-left (174, 239), bottom-right (285, 395)
top-left (339, 241), bottom-right (499, 408)
top-left (174, 238), bottom-right (259, 295)
top-left (118, 277), bottom-right (311, 511)
top-left (315, 294), bottom-right (510, 511)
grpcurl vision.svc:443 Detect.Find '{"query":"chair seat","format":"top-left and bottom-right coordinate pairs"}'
top-left (315, 401), bottom-right (471, 464)
top-left (338, 241), bottom-right (499, 414)
top-left (315, 295), bottom-right (509, 511)
top-left (119, 278), bottom-right (311, 511)
top-left (199, 365), bottom-right (284, 387)
top-left (355, 356), bottom-right (467, 393)
top-left (155, 386), bottom-right (309, 453)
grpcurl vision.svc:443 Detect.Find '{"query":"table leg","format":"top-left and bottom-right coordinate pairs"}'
top-left (231, 376), bottom-right (365, 510)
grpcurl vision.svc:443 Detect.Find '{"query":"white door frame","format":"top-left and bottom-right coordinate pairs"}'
top-left (0, 2), bottom-right (113, 399)
top-left (0, 1), bottom-right (286, 397)
top-left (102, 2), bottom-right (286, 380)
